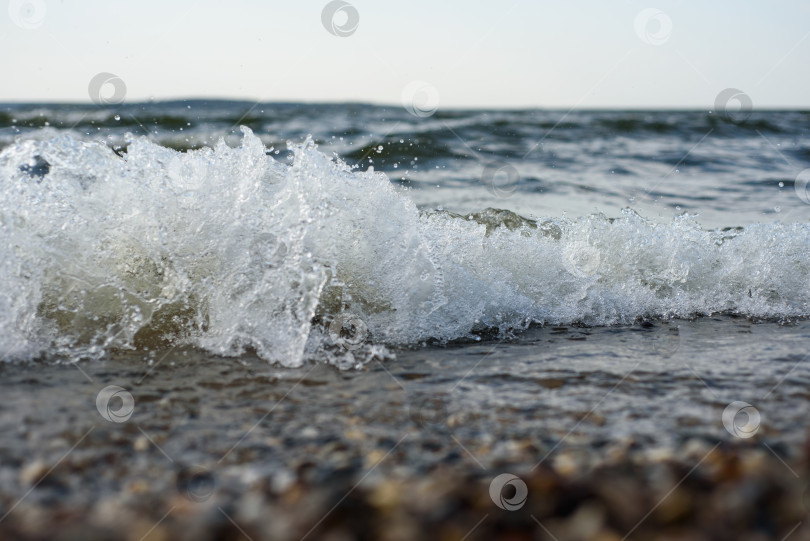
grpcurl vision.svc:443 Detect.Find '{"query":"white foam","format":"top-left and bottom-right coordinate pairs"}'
top-left (1, 129), bottom-right (809, 367)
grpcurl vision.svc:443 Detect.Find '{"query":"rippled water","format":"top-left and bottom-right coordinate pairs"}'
top-left (3, 102), bottom-right (809, 227)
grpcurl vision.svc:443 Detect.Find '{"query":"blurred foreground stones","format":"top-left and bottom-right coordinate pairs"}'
top-left (1, 440), bottom-right (809, 541)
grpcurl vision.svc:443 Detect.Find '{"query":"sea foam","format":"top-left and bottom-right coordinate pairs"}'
top-left (1, 128), bottom-right (809, 367)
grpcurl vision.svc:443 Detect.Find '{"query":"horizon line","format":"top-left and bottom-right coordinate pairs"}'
top-left (1, 98), bottom-right (809, 113)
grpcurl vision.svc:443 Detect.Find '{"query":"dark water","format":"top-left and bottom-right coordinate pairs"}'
top-left (3, 101), bottom-right (810, 227)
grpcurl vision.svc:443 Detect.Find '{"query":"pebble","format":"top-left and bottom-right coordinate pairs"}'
top-left (19, 460), bottom-right (48, 486)
top-left (134, 435), bottom-right (150, 452)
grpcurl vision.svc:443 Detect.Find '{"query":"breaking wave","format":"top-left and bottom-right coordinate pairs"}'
top-left (1, 128), bottom-right (809, 367)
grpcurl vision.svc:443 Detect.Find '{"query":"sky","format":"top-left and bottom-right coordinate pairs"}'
top-left (1, 0), bottom-right (809, 108)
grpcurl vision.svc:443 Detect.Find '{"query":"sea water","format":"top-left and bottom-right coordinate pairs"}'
top-left (1, 103), bottom-right (809, 371)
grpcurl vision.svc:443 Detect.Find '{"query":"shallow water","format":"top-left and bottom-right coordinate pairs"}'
top-left (0, 315), bottom-right (807, 517)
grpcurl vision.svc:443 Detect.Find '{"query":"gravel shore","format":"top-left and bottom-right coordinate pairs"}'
top-left (2, 319), bottom-right (809, 540)
top-left (2, 440), bottom-right (808, 541)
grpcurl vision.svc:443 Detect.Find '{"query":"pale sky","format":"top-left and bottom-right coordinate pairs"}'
top-left (1, 0), bottom-right (809, 108)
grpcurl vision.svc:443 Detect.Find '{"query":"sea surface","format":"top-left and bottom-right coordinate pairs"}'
top-left (1, 102), bottom-right (810, 455)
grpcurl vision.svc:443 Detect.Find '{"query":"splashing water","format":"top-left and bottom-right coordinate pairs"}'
top-left (1, 128), bottom-right (809, 367)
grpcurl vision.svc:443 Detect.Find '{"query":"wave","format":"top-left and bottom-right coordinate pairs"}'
top-left (1, 128), bottom-right (809, 367)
